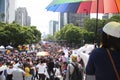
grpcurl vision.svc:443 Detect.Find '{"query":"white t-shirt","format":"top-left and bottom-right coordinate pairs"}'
top-left (36, 63), bottom-right (46, 74)
top-left (6, 68), bottom-right (14, 74)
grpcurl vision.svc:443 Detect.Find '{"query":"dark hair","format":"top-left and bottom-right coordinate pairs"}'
top-left (101, 32), bottom-right (120, 51)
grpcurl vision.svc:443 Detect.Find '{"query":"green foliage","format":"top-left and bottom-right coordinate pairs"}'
top-left (107, 15), bottom-right (120, 22)
top-left (54, 30), bottom-right (61, 40)
top-left (65, 26), bottom-right (81, 43)
top-left (84, 18), bottom-right (105, 32)
top-left (0, 22), bottom-right (41, 47)
top-left (54, 24), bottom-right (95, 47)
top-left (44, 34), bottom-right (55, 41)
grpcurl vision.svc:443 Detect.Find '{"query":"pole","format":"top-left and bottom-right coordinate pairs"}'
top-left (95, 0), bottom-right (99, 44)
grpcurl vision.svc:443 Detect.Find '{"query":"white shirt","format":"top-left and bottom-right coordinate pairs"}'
top-left (6, 67), bottom-right (14, 74)
top-left (36, 63), bottom-right (46, 74)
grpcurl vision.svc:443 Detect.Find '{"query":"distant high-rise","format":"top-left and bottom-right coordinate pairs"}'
top-left (49, 20), bottom-right (58, 35)
top-left (0, 0), bottom-right (15, 23)
top-left (15, 7), bottom-right (31, 26)
top-left (27, 16), bottom-right (31, 26)
top-left (58, 12), bottom-right (90, 29)
top-left (0, 0), bottom-right (5, 22)
top-left (67, 13), bottom-right (90, 26)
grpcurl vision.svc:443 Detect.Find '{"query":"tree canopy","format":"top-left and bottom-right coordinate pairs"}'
top-left (0, 22), bottom-right (41, 47)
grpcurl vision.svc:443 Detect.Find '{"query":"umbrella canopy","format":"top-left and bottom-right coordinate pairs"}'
top-left (46, 0), bottom-right (120, 13)
top-left (6, 45), bottom-right (13, 50)
top-left (48, 0), bottom-right (94, 6)
top-left (36, 51), bottom-right (50, 56)
top-left (0, 46), bottom-right (5, 49)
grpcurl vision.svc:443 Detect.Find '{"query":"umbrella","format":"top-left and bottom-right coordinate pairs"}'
top-left (0, 46), bottom-right (6, 53)
top-left (0, 46), bottom-right (5, 50)
top-left (46, 0), bottom-right (120, 43)
top-left (46, 0), bottom-right (120, 13)
top-left (48, 0), bottom-right (94, 7)
top-left (36, 51), bottom-right (50, 56)
top-left (6, 45), bottom-right (13, 50)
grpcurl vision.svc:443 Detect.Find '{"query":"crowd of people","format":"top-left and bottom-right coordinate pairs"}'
top-left (0, 21), bottom-right (119, 80)
top-left (0, 43), bottom-right (84, 80)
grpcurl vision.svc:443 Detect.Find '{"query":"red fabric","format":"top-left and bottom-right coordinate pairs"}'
top-left (77, 0), bottom-right (120, 13)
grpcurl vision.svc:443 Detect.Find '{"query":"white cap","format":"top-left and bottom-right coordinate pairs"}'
top-left (103, 21), bottom-right (120, 38)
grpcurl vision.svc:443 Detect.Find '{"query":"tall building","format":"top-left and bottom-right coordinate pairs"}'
top-left (67, 13), bottom-right (90, 27)
top-left (8, 0), bottom-right (15, 23)
top-left (0, 0), bottom-right (15, 23)
top-left (0, 0), bottom-right (5, 22)
top-left (27, 16), bottom-right (31, 26)
top-left (49, 20), bottom-right (58, 35)
top-left (58, 12), bottom-right (90, 29)
top-left (15, 7), bottom-right (31, 26)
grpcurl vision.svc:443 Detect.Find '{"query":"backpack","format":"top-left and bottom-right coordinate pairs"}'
top-left (70, 63), bottom-right (83, 80)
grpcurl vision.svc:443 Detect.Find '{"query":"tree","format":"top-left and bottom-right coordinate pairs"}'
top-left (44, 34), bottom-right (55, 41)
top-left (65, 25), bottom-right (82, 44)
top-left (54, 24), bottom-right (95, 47)
top-left (0, 22), bottom-right (41, 47)
top-left (107, 15), bottom-right (120, 22)
top-left (54, 30), bottom-right (61, 40)
top-left (84, 18), bottom-right (106, 43)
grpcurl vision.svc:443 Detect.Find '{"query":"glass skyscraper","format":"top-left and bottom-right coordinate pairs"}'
top-left (0, 0), bottom-right (5, 21)
top-left (0, 0), bottom-right (15, 23)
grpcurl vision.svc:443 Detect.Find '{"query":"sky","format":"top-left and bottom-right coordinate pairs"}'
top-left (16, 0), bottom-right (59, 34)
top-left (16, 0), bottom-right (103, 34)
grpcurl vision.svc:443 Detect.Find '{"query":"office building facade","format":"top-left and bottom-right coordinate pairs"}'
top-left (58, 12), bottom-right (90, 29)
top-left (0, 0), bottom-right (15, 23)
top-left (49, 20), bottom-right (58, 35)
top-left (15, 7), bottom-right (31, 26)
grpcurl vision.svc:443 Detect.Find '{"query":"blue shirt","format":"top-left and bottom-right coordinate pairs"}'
top-left (86, 48), bottom-right (120, 80)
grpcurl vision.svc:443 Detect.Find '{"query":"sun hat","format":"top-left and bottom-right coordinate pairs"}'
top-left (103, 21), bottom-right (120, 38)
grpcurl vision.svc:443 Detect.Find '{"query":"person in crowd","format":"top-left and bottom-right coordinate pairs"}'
top-left (31, 63), bottom-right (37, 80)
top-left (0, 57), bottom-right (6, 80)
top-left (61, 62), bottom-right (67, 80)
top-left (12, 65), bottom-right (25, 80)
top-left (6, 63), bottom-right (14, 80)
top-left (54, 62), bottom-right (62, 80)
top-left (46, 57), bottom-right (55, 80)
top-left (77, 55), bottom-right (85, 68)
top-left (24, 63), bottom-right (32, 80)
top-left (65, 54), bottom-right (83, 80)
top-left (86, 21), bottom-right (120, 80)
top-left (36, 59), bottom-right (47, 80)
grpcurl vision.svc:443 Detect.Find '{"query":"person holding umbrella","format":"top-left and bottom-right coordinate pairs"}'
top-left (86, 21), bottom-right (120, 80)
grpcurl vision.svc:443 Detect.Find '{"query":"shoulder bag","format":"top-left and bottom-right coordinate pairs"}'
top-left (106, 48), bottom-right (120, 80)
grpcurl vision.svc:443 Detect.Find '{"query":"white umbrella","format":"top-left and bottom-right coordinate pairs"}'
top-left (0, 46), bottom-right (5, 50)
top-left (36, 51), bottom-right (50, 56)
top-left (6, 45), bottom-right (13, 50)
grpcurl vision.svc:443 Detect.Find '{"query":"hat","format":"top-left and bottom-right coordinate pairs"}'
top-left (103, 21), bottom-right (120, 38)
